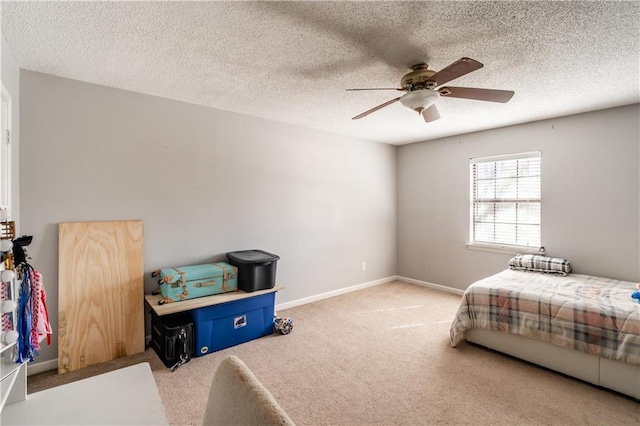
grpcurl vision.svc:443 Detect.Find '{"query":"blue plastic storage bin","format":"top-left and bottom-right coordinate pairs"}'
top-left (191, 292), bottom-right (275, 356)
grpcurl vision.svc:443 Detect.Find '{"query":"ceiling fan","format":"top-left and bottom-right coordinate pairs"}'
top-left (347, 57), bottom-right (514, 123)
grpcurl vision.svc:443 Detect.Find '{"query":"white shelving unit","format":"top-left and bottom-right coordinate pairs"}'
top-left (0, 220), bottom-right (27, 424)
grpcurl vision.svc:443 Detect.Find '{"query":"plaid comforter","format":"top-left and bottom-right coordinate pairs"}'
top-left (450, 269), bottom-right (640, 365)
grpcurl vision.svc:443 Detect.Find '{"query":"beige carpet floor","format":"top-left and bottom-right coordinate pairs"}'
top-left (28, 281), bottom-right (639, 425)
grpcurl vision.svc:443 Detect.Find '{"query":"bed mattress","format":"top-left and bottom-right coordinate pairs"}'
top-left (450, 269), bottom-right (640, 365)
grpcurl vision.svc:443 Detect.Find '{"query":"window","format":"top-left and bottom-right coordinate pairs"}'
top-left (469, 152), bottom-right (541, 253)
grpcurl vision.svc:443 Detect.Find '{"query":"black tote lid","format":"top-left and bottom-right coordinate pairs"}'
top-left (227, 249), bottom-right (280, 264)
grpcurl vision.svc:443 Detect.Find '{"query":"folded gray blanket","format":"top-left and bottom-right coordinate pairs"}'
top-left (508, 254), bottom-right (571, 276)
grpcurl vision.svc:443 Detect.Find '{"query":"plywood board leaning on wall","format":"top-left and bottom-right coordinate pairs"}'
top-left (58, 220), bottom-right (144, 373)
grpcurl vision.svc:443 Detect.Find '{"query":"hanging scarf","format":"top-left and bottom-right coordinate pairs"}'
top-left (1, 281), bottom-right (12, 331)
top-left (16, 264), bottom-right (36, 363)
top-left (30, 269), bottom-right (51, 348)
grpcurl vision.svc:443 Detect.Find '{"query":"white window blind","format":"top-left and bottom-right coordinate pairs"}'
top-left (470, 152), bottom-right (541, 249)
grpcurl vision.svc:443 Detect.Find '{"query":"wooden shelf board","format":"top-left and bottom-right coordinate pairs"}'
top-left (145, 285), bottom-right (284, 316)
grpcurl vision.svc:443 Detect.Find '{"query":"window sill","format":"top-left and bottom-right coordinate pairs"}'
top-left (466, 242), bottom-right (545, 256)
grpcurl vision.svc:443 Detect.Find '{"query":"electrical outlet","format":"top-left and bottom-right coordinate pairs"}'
top-left (361, 262), bottom-right (366, 271)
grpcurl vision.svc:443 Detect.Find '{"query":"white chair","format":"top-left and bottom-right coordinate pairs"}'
top-left (202, 356), bottom-right (295, 426)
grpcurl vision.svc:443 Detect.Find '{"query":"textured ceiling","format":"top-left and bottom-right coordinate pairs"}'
top-left (2, 1), bottom-right (639, 145)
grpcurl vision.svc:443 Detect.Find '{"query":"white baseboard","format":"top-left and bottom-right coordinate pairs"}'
top-left (275, 276), bottom-right (398, 311)
top-left (396, 276), bottom-right (465, 296)
top-left (141, 277), bottom-right (398, 353)
top-left (26, 358), bottom-right (58, 376)
top-left (27, 275), bottom-right (457, 375)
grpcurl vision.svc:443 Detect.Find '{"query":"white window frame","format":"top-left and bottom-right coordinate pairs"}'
top-left (466, 151), bottom-right (544, 255)
top-left (0, 82), bottom-right (11, 212)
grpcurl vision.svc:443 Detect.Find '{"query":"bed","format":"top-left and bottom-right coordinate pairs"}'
top-left (450, 268), bottom-right (640, 399)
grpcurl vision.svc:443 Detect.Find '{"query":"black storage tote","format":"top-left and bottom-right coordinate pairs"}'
top-left (226, 249), bottom-right (280, 292)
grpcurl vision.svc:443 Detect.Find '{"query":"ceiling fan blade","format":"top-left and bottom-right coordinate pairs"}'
top-left (352, 97), bottom-right (401, 120)
top-left (422, 104), bottom-right (440, 123)
top-left (426, 57), bottom-right (483, 87)
top-left (439, 86), bottom-right (514, 103)
top-left (346, 88), bottom-right (405, 91)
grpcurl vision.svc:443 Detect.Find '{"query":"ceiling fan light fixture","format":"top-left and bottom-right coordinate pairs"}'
top-left (347, 57), bottom-right (513, 122)
top-left (400, 89), bottom-right (439, 113)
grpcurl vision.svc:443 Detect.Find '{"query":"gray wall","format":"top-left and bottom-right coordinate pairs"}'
top-left (1, 31), bottom-right (20, 224)
top-left (398, 104), bottom-right (640, 290)
top-left (20, 70), bottom-right (397, 364)
top-left (17, 68), bottom-right (640, 367)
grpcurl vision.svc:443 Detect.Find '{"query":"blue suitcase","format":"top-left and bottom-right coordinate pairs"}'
top-left (152, 262), bottom-right (238, 305)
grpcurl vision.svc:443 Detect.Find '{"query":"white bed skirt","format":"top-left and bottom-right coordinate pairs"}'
top-left (466, 329), bottom-right (640, 400)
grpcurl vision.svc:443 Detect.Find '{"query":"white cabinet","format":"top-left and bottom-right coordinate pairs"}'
top-left (0, 228), bottom-right (27, 424)
top-left (1, 345), bottom-right (26, 410)
top-left (1, 363), bottom-right (168, 425)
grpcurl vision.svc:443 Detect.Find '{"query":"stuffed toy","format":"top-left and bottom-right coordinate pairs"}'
top-left (632, 283), bottom-right (640, 304)
top-left (274, 317), bottom-right (293, 335)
